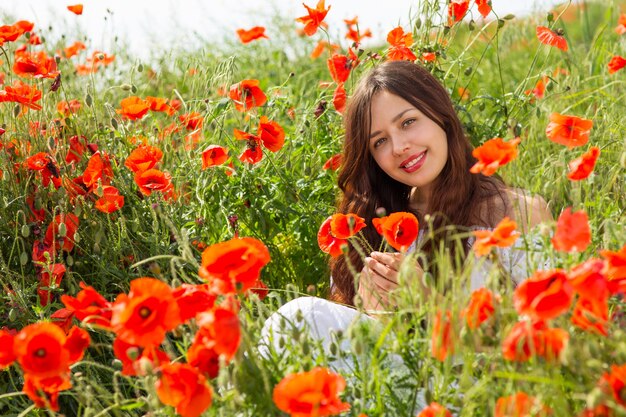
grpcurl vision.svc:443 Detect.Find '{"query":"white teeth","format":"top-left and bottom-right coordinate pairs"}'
top-left (404, 153), bottom-right (425, 168)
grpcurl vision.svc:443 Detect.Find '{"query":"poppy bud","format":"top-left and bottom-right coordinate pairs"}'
top-left (497, 19), bottom-right (505, 29)
top-left (376, 207), bottom-right (387, 217)
top-left (20, 252), bottom-right (28, 266)
top-left (85, 94), bottom-right (93, 107)
top-left (314, 100), bottom-right (327, 119)
top-left (120, 84), bottom-right (132, 91)
top-left (50, 74), bottom-right (61, 92)
top-left (137, 63), bottom-right (143, 72)
top-left (547, 12), bottom-right (554, 23)
top-left (21, 224), bottom-right (30, 237)
top-left (126, 346), bottom-right (140, 361)
top-left (469, 20), bottom-right (476, 31)
top-left (58, 222), bottom-right (67, 238)
top-left (13, 104), bottom-right (20, 118)
top-left (415, 17), bottom-right (422, 29)
top-left (503, 14), bottom-right (515, 20)
top-left (306, 284), bottom-right (316, 295)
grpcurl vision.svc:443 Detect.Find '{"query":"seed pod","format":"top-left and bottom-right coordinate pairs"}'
top-left (85, 94), bottom-right (93, 107)
top-left (21, 224), bottom-right (30, 237)
top-left (20, 251), bottom-right (28, 265)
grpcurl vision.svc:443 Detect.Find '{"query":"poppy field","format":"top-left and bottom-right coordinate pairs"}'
top-left (1, 0), bottom-right (626, 416)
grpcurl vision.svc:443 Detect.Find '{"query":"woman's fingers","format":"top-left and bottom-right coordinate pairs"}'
top-left (370, 251), bottom-right (404, 271)
top-left (363, 257), bottom-right (398, 291)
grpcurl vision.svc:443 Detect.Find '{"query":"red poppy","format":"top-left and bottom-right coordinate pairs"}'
top-left (195, 307), bottom-right (241, 360)
top-left (323, 153), bottom-right (342, 171)
top-left (310, 40), bottom-right (340, 59)
top-left (318, 216), bottom-right (349, 258)
top-left (568, 258), bottom-right (609, 299)
top-left (472, 217), bottom-right (519, 256)
top-left (0, 329), bottom-right (16, 369)
top-left (273, 367), bottom-right (350, 416)
top-left (32, 239), bottom-right (56, 265)
top-left (116, 96), bottom-right (150, 120)
top-left (386, 27), bottom-right (417, 62)
top-left (546, 113), bottom-right (593, 148)
top-left (417, 402), bottom-right (453, 417)
top-left (598, 364), bottom-right (626, 408)
top-left (295, 0), bottom-right (331, 36)
top-left (567, 146), bottom-right (600, 181)
top-left (524, 75), bottom-right (550, 100)
top-left (95, 185), bottom-right (125, 213)
top-left (172, 284), bottom-right (216, 324)
top-left (23, 374), bottom-right (72, 412)
top-left (495, 392), bottom-right (551, 417)
top-left (0, 20), bottom-right (33, 45)
top-left (329, 213), bottom-right (366, 239)
top-left (470, 137), bottom-right (521, 176)
top-left (513, 269), bottom-right (573, 321)
top-left (134, 169), bottom-right (173, 196)
top-left (113, 338), bottom-right (170, 376)
top-left (551, 207), bottom-right (591, 253)
top-left (37, 263), bottom-right (67, 306)
top-left (344, 17), bottom-right (372, 45)
top-left (372, 212), bottom-right (419, 252)
top-left (536, 26), bottom-right (568, 51)
top-left (571, 296), bottom-right (608, 336)
top-left (448, 0), bottom-right (470, 26)
top-left (156, 363), bottom-right (213, 417)
top-left (13, 50), bottom-right (59, 79)
top-left (616, 13), bottom-right (626, 35)
top-left (608, 55), bottom-right (626, 74)
top-left (502, 320), bottom-right (568, 362)
top-left (202, 145), bottom-right (229, 169)
top-left (111, 277), bottom-right (181, 347)
top-left (57, 99), bottom-right (81, 117)
top-left (461, 288), bottom-right (496, 329)
top-left (82, 152), bottom-right (113, 190)
top-left (333, 84), bottom-right (347, 114)
top-left (0, 79), bottom-right (43, 110)
top-left (600, 243), bottom-right (626, 283)
top-left (199, 237), bottom-right (271, 294)
top-left (431, 309), bottom-right (455, 361)
top-left (229, 79), bottom-right (267, 112)
top-left (327, 54), bottom-right (351, 84)
top-left (44, 213), bottom-right (79, 253)
top-left (475, 0), bottom-right (492, 18)
top-left (421, 51), bottom-right (436, 62)
top-left (146, 96), bottom-right (174, 114)
top-left (67, 4), bottom-right (83, 15)
top-left (63, 41), bottom-right (86, 58)
top-left (258, 116), bottom-right (285, 152)
top-left (61, 282), bottom-right (112, 328)
top-left (236, 26), bottom-right (268, 44)
top-left (179, 112), bottom-right (204, 131)
top-left (125, 145), bottom-right (163, 174)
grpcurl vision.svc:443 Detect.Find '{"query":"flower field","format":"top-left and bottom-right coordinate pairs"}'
top-left (1, 0), bottom-right (626, 416)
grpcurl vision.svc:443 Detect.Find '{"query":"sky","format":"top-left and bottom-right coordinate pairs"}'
top-left (3, 0), bottom-right (569, 60)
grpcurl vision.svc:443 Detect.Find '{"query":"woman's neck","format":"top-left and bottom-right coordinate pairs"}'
top-left (409, 186), bottom-right (431, 214)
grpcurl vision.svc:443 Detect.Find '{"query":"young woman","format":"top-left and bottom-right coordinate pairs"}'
top-left (259, 60), bottom-right (552, 366)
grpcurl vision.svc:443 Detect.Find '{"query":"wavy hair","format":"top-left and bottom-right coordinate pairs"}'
top-left (330, 60), bottom-right (508, 305)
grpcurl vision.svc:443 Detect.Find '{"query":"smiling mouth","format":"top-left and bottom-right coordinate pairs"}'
top-left (400, 151), bottom-right (427, 171)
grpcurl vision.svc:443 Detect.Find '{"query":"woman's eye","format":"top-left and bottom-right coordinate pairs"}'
top-left (373, 137), bottom-right (386, 148)
top-left (402, 118), bottom-right (416, 127)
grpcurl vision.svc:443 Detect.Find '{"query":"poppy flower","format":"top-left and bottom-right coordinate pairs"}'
top-left (0, 330), bottom-right (16, 369)
top-left (475, 0), bottom-right (492, 18)
top-left (417, 403), bottom-right (453, 417)
top-left (598, 364), bottom-right (626, 408)
top-left (125, 145), bottom-right (163, 174)
top-left (13, 50), bottom-right (59, 79)
top-left (0, 20), bottom-right (33, 44)
top-left (61, 282), bottom-right (112, 328)
top-left (195, 307), bottom-right (241, 360)
top-left (199, 237), bottom-right (271, 294)
top-left (23, 374), bottom-right (72, 412)
top-left (536, 26), bottom-right (568, 51)
top-left (608, 55), bottom-right (626, 74)
top-left (329, 213), bottom-right (366, 239)
top-left (202, 145), bottom-right (229, 169)
top-left (472, 217), bottom-right (519, 256)
top-left (372, 212), bottom-right (419, 252)
top-left (44, 213), bottom-right (79, 253)
top-left (116, 96), bottom-right (150, 120)
top-left (257, 116), bottom-right (285, 152)
top-left (386, 27), bottom-right (417, 62)
top-left (571, 296), bottom-right (609, 336)
top-left (470, 137), bottom-right (521, 176)
top-left (546, 113), bottom-right (593, 148)
top-left (551, 207), bottom-right (591, 253)
top-left (113, 338), bottom-right (170, 376)
top-left (567, 146), bottom-right (600, 181)
top-left (323, 153), bottom-right (342, 171)
top-left (57, 99), bottom-right (81, 117)
top-left (600, 243), bottom-right (626, 283)
top-left (187, 340), bottom-right (220, 379)
top-left (295, 0), bottom-right (331, 37)
top-left (318, 216), bottom-right (349, 258)
top-left (179, 112), bottom-right (204, 131)
top-left (525, 75), bottom-right (550, 100)
top-left (82, 152), bottom-right (113, 190)
top-left (236, 26), bottom-right (268, 44)
top-left (95, 185), bottom-right (125, 213)
top-left (32, 239), bottom-right (56, 265)
top-left (111, 277), bottom-right (181, 347)
top-left (616, 13), bottom-right (626, 35)
top-left (67, 4), bottom-right (83, 15)
top-left (156, 363), bottom-right (213, 417)
top-left (145, 96), bottom-right (174, 114)
top-left (327, 54), bottom-right (351, 84)
top-left (513, 269), bottom-right (573, 321)
top-left (0, 79), bottom-right (43, 110)
top-left (448, 0), bottom-right (470, 26)
top-left (134, 168), bottom-right (174, 197)
top-left (344, 19), bottom-right (372, 45)
top-left (273, 367), bottom-right (350, 416)
top-left (229, 79), bottom-right (267, 112)
top-left (333, 84), bottom-right (347, 114)
top-left (502, 320), bottom-right (568, 362)
top-left (172, 284), bottom-right (216, 324)
top-left (37, 263), bottom-right (67, 306)
top-left (431, 309), bottom-right (455, 361)
top-left (311, 40), bottom-right (340, 59)
top-left (461, 288), bottom-right (496, 329)
top-left (494, 392), bottom-right (551, 417)
top-left (63, 41), bottom-right (86, 58)
top-left (421, 51), bottom-right (436, 62)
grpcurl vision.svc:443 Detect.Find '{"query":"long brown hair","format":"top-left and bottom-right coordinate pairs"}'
top-left (330, 60), bottom-right (508, 305)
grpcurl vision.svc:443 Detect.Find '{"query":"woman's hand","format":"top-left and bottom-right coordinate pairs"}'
top-left (357, 251), bottom-right (405, 312)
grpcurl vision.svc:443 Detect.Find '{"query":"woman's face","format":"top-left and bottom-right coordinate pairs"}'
top-left (368, 91), bottom-right (448, 196)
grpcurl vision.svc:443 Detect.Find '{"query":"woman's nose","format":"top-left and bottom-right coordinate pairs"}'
top-left (392, 137), bottom-right (410, 156)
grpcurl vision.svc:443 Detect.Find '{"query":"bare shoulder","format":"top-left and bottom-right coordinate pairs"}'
top-left (504, 188), bottom-right (553, 229)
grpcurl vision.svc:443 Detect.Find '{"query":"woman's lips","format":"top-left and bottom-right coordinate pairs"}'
top-left (400, 151), bottom-right (427, 173)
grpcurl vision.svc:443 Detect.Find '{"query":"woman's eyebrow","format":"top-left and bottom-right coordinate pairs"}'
top-left (369, 108), bottom-right (414, 139)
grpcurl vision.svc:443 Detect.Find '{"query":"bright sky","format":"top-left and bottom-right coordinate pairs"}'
top-left (3, 0), bottom-right (568, 59)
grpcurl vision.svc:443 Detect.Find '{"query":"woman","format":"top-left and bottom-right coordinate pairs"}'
top-left (260, 60), bottom-right (552, 367)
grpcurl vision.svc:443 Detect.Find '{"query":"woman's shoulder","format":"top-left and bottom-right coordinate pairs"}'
top-left (502, 188), bottom-right (553, 229)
